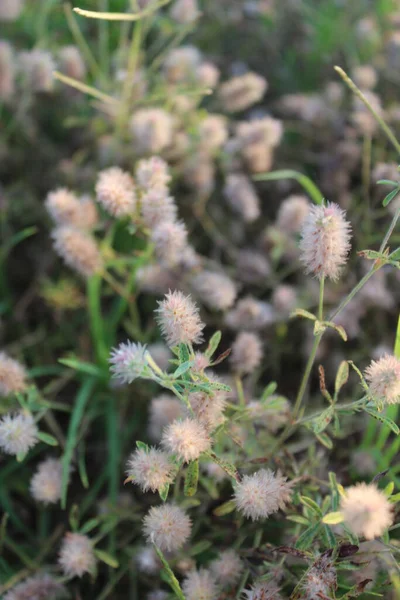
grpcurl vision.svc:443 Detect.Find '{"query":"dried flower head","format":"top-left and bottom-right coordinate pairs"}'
top-left (58, 532), bottom-right (96, 578)
top-left (0, 352), bottom-right (27, 396)
top-left (136, 156), bottom-right (171, 191)
top-left (340, 483), bottom-right (393, 539)
top-left (130, 108), bottom-right (173, 154)
top-left (151, 220), bottom-right (188, 267)
top-left (141, 188), bottom-right (177, 229)
top-left (143, 504), bottom-right (191, 551)
top-left (170, 0), bottom-right (200, 24)
top-left (230, 332), bottom-right (263, 375)
top-left (4, 573), bottom-right (65, 600)
top-left (109, 341), bottom-right (149, 384)
top-left (234, 469), bottom-right (292, 521)
top-left (182, 569), bottom-right (219, 600)
top-left (52, 226), bottom-right (102, 278)
top-left (162, 418), bottom-right (211, 462)
top-left (243, 581), bottom-right (283, 600)
top-left (126, 447), bottom-right (175, 492)
top-left (210, 550), bottom-right (243, 587)
top-left (301, 554), bottom-right (337, 600)
top-left (30, 458), bottom-right (63, 504)
top-left (223, 174), bottom-right (260, 223)
top-left (19, 49), bottom-right (55, 92)
top-left (219, 72), bottom-right (267, 112)
top-left (0, 0), bottom-right (24, 21)
top-left (156, 290), bottom-right (205, 346)
top-left (276, 195), bottom-right (310, 235)
top-left (58, 45), bottom-right (86, 81)
top-left (96, 167), bottom-right (136, 217)
top-left (191, 271), bottom-right (237, 311)
top-left (0, 41), bottom-right (15, 101)
top-left (0, 413), bottom-right (38, 456)
top-left (364, 354), bottom-right (400, 405)
top-left (45, 188), bottom-right (83, 227)
top-left (299, 202), bottom-right (352, 281)
top-left (148, 394), bottom-right (184, 440)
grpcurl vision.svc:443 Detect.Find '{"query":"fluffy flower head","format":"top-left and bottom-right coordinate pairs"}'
top-left (136, 156), bottom-right (171, 191)
top-left (182, 569), bottom-right (219, 600)
top-left (30, 458), bottom-right (62, 504)
top-left (162, 418), bottom-right (211, 462)
top-left (0, 413), bottom-right (38, 456)
top-left (364, 354), bottom-right (400, 405)
top-left (126, 447), bottom-right (175, 492)
top-left (148, 394), bottom-right (184, 440)
top-left (234, 469), bottom-right (292, 521)
top-left (58, 532), bottom-right (96, 578)
top-left (0, 352), bottom-right (27, 396)
top-left (230, 332), bottom-right (263, 375)
top-left (210, 550), bottom-right (243, 587)
top-left (156, 290), bottom-right (205, 346)
top-left (299, 202), bottom-right (352, 281)
top-left (191, 271), bottom-right (237, 311)
top-left (243, 581), bottom-right (283, 600)
top-left (109, 341), bottom-right (148, 384)
top-left (340, 482), bottom-right (393, 539)
top-left (143, 504), bottom-right (191, 552)
top-left (4, 573), bottom-right (65, 600)
top-left (52, 226), bottom-right (102, 278)
top-left (96, 167), bottom-right (136, 217)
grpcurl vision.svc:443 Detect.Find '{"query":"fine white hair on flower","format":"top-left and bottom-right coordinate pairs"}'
top-left (45, 188), bottom-right (82, 227)
top-left (130, 108), bottom-right (173, 154)
top-left (151, 220), bottom-right (189, 267)
top-left (141, 188), bottom-right (177, 230)
top-left (188, 384), bottom-right (227, 432)
top-left (109, 340), bottom-right (149, 384)
top-left (340, 482), bottom-right (393, 540)
top-left (58, 532), bottom-right (96, 578)
top-left (51, 226), bottom-right (103, 278)
top-left (143, 504), bottom-right (191, 552)
top-left (301, 554), bottom-right (337, 600)
top-left (95, 167), bottom-right (136, 218)
top-left (191, 270), bottom-right (237, 312)
top-left (136, 156), bottom-right (171, 192)
top-left (3, 573), bottom-right (65, 600)
top-left (230, 331), bottom-right (263, 375)
top-left (364, 354), bottom-right (400, 405)
top-left (126, 447), bottom-right (175, 492)
top-left (299, 202), bottom-right (352, 281)
top-left (182, 568), bottom-right (219, 600)
top-left (162, 418), bottom-right (211, 463)
top-left (0, 412), bottom-right (38, 456)
top-left (210, 549), bottom-right (243, 587)
top-left (155, 290), bottom-right (205, 346)
top-left (30, 457), bottom-right (63, 504)
top-left (242, 581), bottom-right (283, 600)
top-left (0, 351), bottom-right (27, 397)
top-left (233, 469), bottom-right (292, 521)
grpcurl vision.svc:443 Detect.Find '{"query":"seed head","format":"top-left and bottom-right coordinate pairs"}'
top-left (223, 174), bottom-right (260, 223)
top-left (4, 573), bottom-right (65, 600)
top-left (210, 550), bottom-right (243, 587)
top-left (243, 581), bottom-right (283, 600)
top-left (364, 354), bottom-right (400, 405)
top-left (162, 418), bottom-right (211, 462)
top-left (219, 72), bottom-right (267, 112)
top-left (276, 195), bottom-right (310, 235)
top-left (156, 290), bottom-right (205, 346)
top-left (299, 202), bottom-right (352, 281)
top-left (234, 469), bottom-right (292, 521)
top-left (142, 188), bottom-right (177, 229)
top-left (109, 341), bottom-right (149, 384)
top-left (0, 352), bottom-right (27, 396)
top-left (191, 270), bottom-right (237, 311)
top-left (340, 482), bottom-right (393, 540)
top-left (136, 156), bottom-right (171, 191)
top-left (0, 413), bottom-right (38, 456)
top-left (58, 532), bottom-right (96, 578)
top-left (58, 45), bottom-right (86, 81)
top-left (96, 167), bottom-right (136, 217)
top-left (230, 332), bottom-right (263, 375)
top-left (143, 504), bottom-right (191, 552)
top-left (130, 108), bottom-right (173, 154)
top-left (0, 41), bottom-right (15, 101)
top-left (301, 554), bottom-right (337, 600)
top-left (126, 447), bottom-right (175, 492)
top-left (30, 458), bottom-right (63, 504)
top-left (182, 569), bottom-right (219, 600)
top-left (52, 226), bottom-right (102, 278)
top-left (148, 394), bottom-right (184, 441)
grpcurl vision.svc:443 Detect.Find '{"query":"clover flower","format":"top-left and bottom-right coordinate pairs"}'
top-left (130, 108), bottom-right (173, 153)
top-left (191, 271), bottom-right (237, 311)
top-left (364, 354), bottom-right (400, 405)
top-left (0, 352), bottom-right (27, 397)
top-left (170, 0), bottom-right (200, 24)
top-left (4, 573), bottom-right (65, 600)
top-left (109, 341), bottom-right (149, 384)
top-left (59, 45), bottom-right (86, 81)
top-left (52, 226), bottom-right (102, 278)
top-left (19, 49), bottom-right (55, 92)
top-left (210, 549), bottom-right (243, 587)
top-left (219, 72), bottom-right (267, 112)
top-left (58, 533), bottom-right (96, 578)
top-left (151, 220), bottom-right (189, 267)
top-left (223, 174), bottom-right (260, 223)
top-left (230, 332), bottom-right (263, 375)
top-left (45, 188), bottom-right (83, 227)
top-left (162, 418), bottom-right (211, 462)
top-left (141, 188), bottom-right (177, 229)
top-left (234, 469), bottom-right (292, 521)
top-left (0, 413), bottom-right (38, 456)
top-left (148, 394), bottom-right (184, 441)
top-left (30, 458), bottom-right (63, 504)
top-left (136, 156), bottom-right (171, 191)
top-left (126, 447), bottom-right (175, 492)
top-left (0, 0), bottom-right (24, 21)
top-left (182, 569), bottom-right (219, 600)
top-left (143, 504), bottom-right (191, 552)
top-left (156, 290), bottom-right (205, 346)
top-left (340, 482), bottom-right (393, 540)
top-left (276, 195), bottom-right (310, 235)
top-left (96, 167), bottom-right (136, 217)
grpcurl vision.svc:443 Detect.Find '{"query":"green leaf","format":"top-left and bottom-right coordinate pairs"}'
top-left (69, 504), bottom-right (79, 530)
top-left (189, 540), bottom-right (213, 556)
top-left (290, 308), bottom-right (316, 321)
top-left (364, 407), bottom-right (400, 435)
top-left (299, 496), bottom-right (323, 516)
top-left (254, 169), bottom-right (324, 205)
top-left (376, 179), bottom-right (398, 186)
top-left (159, 484), bottom-right (169, 502)
top-left (80, 518), bottom-right (100, 534)
top-left (310, 407), bottom-right (334, 434)
top-left (384, 482), bottom-right (395, 497)
top-left (37, 432), bottom-right (58, 446)
top-left (286, 515), bottom-right (310, 526)
top-left (322, 511), bottom-right (344, 525)
top-left (335, 361), bottom-right (349, 396)
top-left (136, 441), bottom-right (150, 451)
top-left (58, 357), bottom-right (104, 378)
top-left (261, 382), bottom-right (277, 401)
top-left (16, 452), bottom-right (27, 462)
top-left (178, 344), bottom-right (190, 365)
top-left (184, 460), bottom-right (199, 497)
top-left (173, 360), bottom-right (194, 378)
top-left (322, 525), bottom-right (337, 548)
top-left (295, 523), bottom-right (322, 550)
top-left (213, 499), bottom-right (236, 517)
top-left (205, 331), bottom-right (222, 358)
top-left (383, 187), bottom-right (400, 207)
top-left (316, 432), bottom-right (333, 449)
top-left (153, 544), bottom-right (185, 600)
top-left (94, 549), bottom-right (119, 568)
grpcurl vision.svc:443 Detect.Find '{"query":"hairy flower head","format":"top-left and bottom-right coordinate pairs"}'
top-left (364, 354), bottom-right (400, 405)
top-left (148, 394), bottom-right (184, 441)
top-left (96, 167), bottom-right (136, 217)
top-left (340, 482), bottom-right (393, 539)
top-left (223, 174), bottom-right (260, 223)
top-left (156, 290), bottom-right (205, 346)
top-left (182, 569), bottom-right (219, 600)
top-left (52, 226), bottom-right (102, 278)
top-left (0, 352), bottom-right (27, 396)
top-left (234, 469), bottom-right (292, 521)
top-left (162, 418), bottom-right (211, 462)
top-left (130, 108), bottom-right (173, 154)
top-left (143, 504), bottom-right (191, 552)
top-left (30, 458), bottom-right (63, 504)
top-left (59, 45), bottom-right (86, 81)
top-left (191, 271), bottom-right (237, 311)
top-left (0, 0), bottom-right (24, 21)
top-left (243, 581), bottom-right (283, 600)
top-left (230, 332), bottom-right (263, 375)
top-left (151, 220), bottom-right (188, 267)
top-left (19, 49), bottom-right (55, 92)
top-left (136, 156), bottom-right (171, 191)
top-left (141, 188), bottom-right (177, 229)
top-left (0, 413), bottom-right (38, 456)
top-left (58, 532), bottom-right (96, 578)
top-left (299, 202), bottom-right (352, 281)
top-left (4, 573), bottom-right (65, 600)
top-left (109, 341), bottom-right (149, 384)
top-left (277, 195), bottom-right (310, 235)
top-left (210, 550), bottom-right (243, 587)
top-left (46, 188), bottom-right (83, 227)
top-left (219, 72), bottom-right (267, 112)
top-left (126, 447), bottom-right (175, 492)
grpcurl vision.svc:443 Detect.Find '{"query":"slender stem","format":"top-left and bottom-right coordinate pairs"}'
top-left (318, 276), bottom-right (324, 321)
top-left (115, 20), bottom-right (143, 138)
top-left (292, 333), bottom-right (322, 421)
top-left (296, 397), bottom-right (367, 426)
top-left (63, 3), bottom-right (103, 82)
top-left (235, 375), bottom-right (246, 408)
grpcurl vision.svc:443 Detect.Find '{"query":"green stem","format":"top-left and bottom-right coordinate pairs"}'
top-left (87, 275), bottom-right (109, 369)
top-left (116, 20), bottom-right (143, 138)
top-left (296, 397), bottom-right (367, 426)
top-left (235, 375), bottom-right (246, 407)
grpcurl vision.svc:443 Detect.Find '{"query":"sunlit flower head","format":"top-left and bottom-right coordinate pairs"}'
top-left (156, 290), bottom-right (205, 346)
top-left (340, 482), bottom-right (393, 540)
top-left (58, 533), bottom-right (96, 578)
top-left (136, 156), bottom-right (171, 191)
top-left (364, 354), bottom-right (400, 405)
top-left (162, 418), bottom-right (211, 462)
top-left (96, 167), bottom-right (136, 217)
top-left (219, 72), bottom-right (267, 112)
top-left (141, 188), bottom-right (177, 229)
top-left (52, 226), bottom-right (102, 278)
top-left (143, 504), bottom-right (191, 552)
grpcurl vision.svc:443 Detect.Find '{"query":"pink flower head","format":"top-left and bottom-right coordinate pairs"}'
top-left (156, 290), bottom-right (205, 346)
top-left (364, 354), bottom-right (400, 405)
top-left (109, 341), bottom-right (149, 384)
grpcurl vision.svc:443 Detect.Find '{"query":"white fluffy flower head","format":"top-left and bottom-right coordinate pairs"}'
top-left (126, 447), bottom-right (175, 492)
top-left (59, 533), bottom-right (96, 578)
top-left (182, 569), bottom-right (219, 600)
top-left (0, 412), bottom-right (38, 456)
top-left (0, 352), bottom-right (27, 397)
top-left (96, 167), bottom-right (136, 217)
top-left (340, 482), bottom-right (393, 540)
top-left (364, 354), bottom-right (400, 405)
top-left (30, 458), bottom-right (63, 504)
top-left (109, 341), bottom-right (149, 384)
top-left (234, 469), bottom-right (292, 521)
top-left (143, 504), bottom-right (191, 552)
top-left (162, 418), bottom-right (211, 462)
top-left (156, 290), bottom-right (205, 346)
top-left (210, 549), bottom-right (243, 587)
